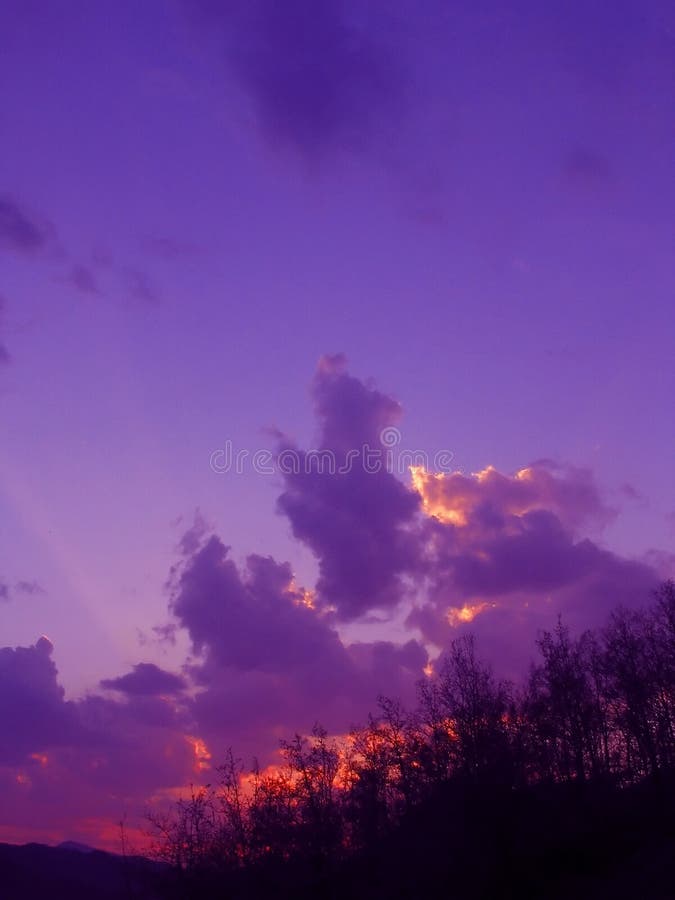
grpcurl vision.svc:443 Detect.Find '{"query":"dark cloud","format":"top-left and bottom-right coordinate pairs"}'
top-left (347, 638), bottom-right (427, 704)
top-left (0, 635), bottom-right (197, 846)
top-left (126, 267), bottom-right (161, 305)
top-left (0, 579), bottom-right (46, 600)
top-left (0, 195), bottom-right (53, 255)
top-left (66, 264), bottom-right (100, 296)
top-left (0, 295), bottom-right (11, 365)
top-left (0, 638), bottom-right (79, 765)
top-left (15, 580), bottom-right (45, 596)
top-left (311, 353), bottom-right (402, 452)
top-left (277, 354), bottom-right (421, 620)
top-left (428, 513), bottom-right (655, 609)
top-left (90, 246), bottom-right (114, 268)
top-left (71, 692), bottom-right (193, 794)
top-left (619, 482), bottom-right (643, 502)
top-left (187, 0), bottom-right (405, 160)
top-left (100, 662), bottom-right (186, 696)
top-left (170, 533), bottom-right (349, 674)
top-left (168, 521), bottom-right (427, 761)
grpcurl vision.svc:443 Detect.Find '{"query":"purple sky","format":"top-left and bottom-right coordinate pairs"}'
top-left (1, 0), bottom-right (674, 848)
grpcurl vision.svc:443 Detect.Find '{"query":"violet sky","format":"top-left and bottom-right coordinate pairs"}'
top-left (0, 0), bottom-right (674, 848)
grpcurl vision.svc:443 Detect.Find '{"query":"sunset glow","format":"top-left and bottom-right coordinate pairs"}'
top-left (447, 603), bottom-right (495, 627)
top-left (0, 0), bottom-right (672, 876)
top-left (410, 465), bottom-right (468, 526)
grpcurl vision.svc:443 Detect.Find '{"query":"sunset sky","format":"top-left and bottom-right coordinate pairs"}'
top-left (1, 0), bottom-right (674, 849)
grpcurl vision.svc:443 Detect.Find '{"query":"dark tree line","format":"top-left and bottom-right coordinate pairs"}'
top-left (149, 582), bottom-right (675, 899)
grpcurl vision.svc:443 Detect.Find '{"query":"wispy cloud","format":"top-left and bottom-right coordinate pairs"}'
top-left (100, 662), bottom-right (186, 696)
top-left (125, 267), bottom-right (161, 305)
top-left (0, 195), bottom-right (54, 256)
top-left (66, 264), bottom-right (101, 297)
top-left (0, 295), bottom-right (9, 365)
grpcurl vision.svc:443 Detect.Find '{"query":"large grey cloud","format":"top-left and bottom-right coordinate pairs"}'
top-left (276, 354), bottom-right (421, 620)
top-left (185, 0), bottom-right (405, 160)
top-left (167, 519), bottom-right (427, 760)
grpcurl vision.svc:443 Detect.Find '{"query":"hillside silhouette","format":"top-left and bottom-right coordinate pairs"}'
top-left (0, 840), bottom-right (166, 900)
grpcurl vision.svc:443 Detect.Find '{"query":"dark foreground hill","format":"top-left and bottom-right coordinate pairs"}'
top-left (0, 841), bottom-right (166, 900)
top-left (2, 781), bottom-right (675, 900)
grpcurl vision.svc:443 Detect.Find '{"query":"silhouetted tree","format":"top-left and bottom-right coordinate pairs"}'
top-left (527, 620), bottom-right (608, 783)
top-left (420, 635), bottom-right (512, 785)
top-left (147, 582), bottom-right (675, 900)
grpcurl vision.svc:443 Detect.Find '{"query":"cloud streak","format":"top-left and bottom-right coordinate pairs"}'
top-left (0, 296), bottom-right (9, 365)
top-left (100, 663), bottom-right (187, 696)
top-left (0, 195), bottom-right (54, 256)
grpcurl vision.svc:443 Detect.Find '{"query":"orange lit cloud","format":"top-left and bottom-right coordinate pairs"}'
top-left (186, 735), bottom-right (212, 772)
top-left (446, 602), bottom-right (496, 627)
top-left (411, 461), bottom-right (610, 533)
top-left (411, 466), bottom-right (468, 525)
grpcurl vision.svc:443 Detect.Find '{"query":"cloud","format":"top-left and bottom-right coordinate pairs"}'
top-left (0, 636), bottom-right (197, 847)
top-left (269, 359), bottom-right (665, 670)
top-left (407, 461), bottom-right (661, 671)
top-left (186, 0), bottom-right (405, 161)
top-left (0, 638), bottom-right (79, 765)
top-left (412, 461), bottom-right (612, 533)
top-left (0, 195), bottom-right (54, 255)
top-left (0, 579), bottom-right (46, 601)
top-left (125, 268), bottom-right (161, 305)
top-left (276, 354), bottom-right (421, 620)
top-left (100, 663), bottom-right (187, 696)
top-left (0, 295), bottom-right (11, 365)
top-left (168, 521), bottom-right (427, 761)
top-left (273, 357), bottom-right (662, 654)
top-left (15, 580), bottom-right (45, 596)
top-left (66, 264), bottom-right (100, 296)
top-left (0, 202), bottom-right (160, 314)
top-left (170, 532), bottom-right (349, 674)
